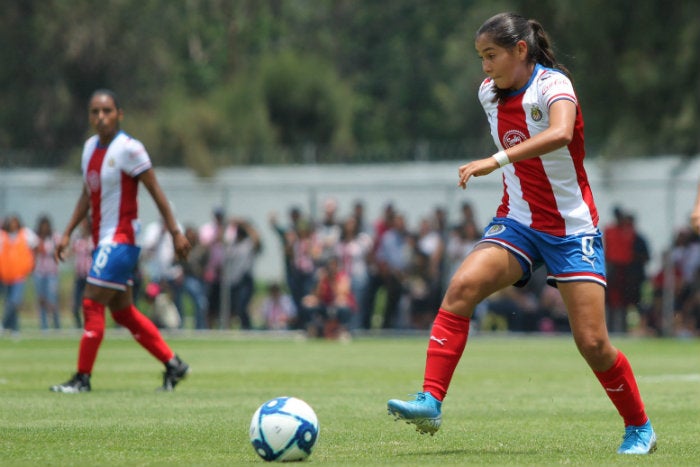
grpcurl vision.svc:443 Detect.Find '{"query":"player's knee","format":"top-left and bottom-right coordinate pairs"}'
top-left (575, 334), bottom-right (613, 363)
top-left (443, 275), bottom-right (486, 310)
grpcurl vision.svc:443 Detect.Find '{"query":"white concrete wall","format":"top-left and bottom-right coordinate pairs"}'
top-left (2, 155), bottom-right (699, 281)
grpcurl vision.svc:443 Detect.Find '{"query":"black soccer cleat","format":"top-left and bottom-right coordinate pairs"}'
top-left (50, 372), bottom-right (91, 394)
top-left (159, 355), bottom-right (190, 392)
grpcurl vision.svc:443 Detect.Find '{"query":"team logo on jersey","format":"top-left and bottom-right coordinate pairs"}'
top-left (484, 224), bottom-right (506, 237)
top-left (108, 158), bottom-right (115, 167)
top-left (86, 170), bottom-right (101, 192)
top-left (502, 129), bottom-right (527, 148)
top-left (530, 105), bottom-right (543, 122)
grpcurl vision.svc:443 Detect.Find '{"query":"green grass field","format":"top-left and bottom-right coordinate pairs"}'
top-left (1, 331), bottom-right (698, 466)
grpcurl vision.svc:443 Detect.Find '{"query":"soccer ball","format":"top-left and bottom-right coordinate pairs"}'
top-left (249, 396), bottom-right (319, 462)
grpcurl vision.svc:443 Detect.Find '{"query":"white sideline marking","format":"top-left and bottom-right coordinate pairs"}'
top-left (637, 374), bottom-right (700, 383)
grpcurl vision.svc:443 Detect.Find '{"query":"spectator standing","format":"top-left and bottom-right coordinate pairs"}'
top-left (361, 202), bottom-right (396, 329)
top-left (0, 215), bottom-right (38, 334)
top-left (337, 216), bottom-right (373, 330)
top-left (141, 216), bottom-right (180, 286)
top-left (603, 207), bottom-right (636, 333)
top-left (668, 228), bottom-right (700, 336)
top-left (269, 206), bottom-right (304, 314)
top-left (445, 220), bottom-right (482, 279)
top-left (141, 216), bottom-right (184, 326)
top-left (290, 219), bottom-right (318, 329)
top-left (646, 250), bottom-right (683, 336)
top-left (202, 224), bottom-right (226, 329)
top-left (676, 267), bottom-right (700, 336)
top-left (627, 214), bottom-right (651, 323)
top-left (173, 226), bottom-right (209, 330)
top-left (222, 218), bottom-right (262, 329)
top-left (351, 200), bottom-right (369, 235)
top-left (416, 216), bottom-right (445, 313)
top-left (456, 201), bottom-right (481, 232)
top-left (669, 227), bottom-right (700, 294)
top-left (314, 197), bottom-right (342, 266)
top-left (34, 215), bottom-right (62, 330)
top-left (199, 206), bottom-right (235, 247)
top-left (404, 245), bottom-right (434, 329)
top-left (375, 213), bottom-right (411, 329)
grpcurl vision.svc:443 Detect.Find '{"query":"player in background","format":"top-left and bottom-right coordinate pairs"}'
top-left (50, 89), bottom-right (191, 393)
top-left (387, 12), bottom-right (656, 455)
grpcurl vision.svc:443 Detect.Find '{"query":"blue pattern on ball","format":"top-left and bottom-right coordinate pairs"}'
top-left (252, 397), bottom-right (319, 462)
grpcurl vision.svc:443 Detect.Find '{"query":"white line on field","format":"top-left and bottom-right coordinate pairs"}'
top-left (637, 374), bottom-right (700, 383)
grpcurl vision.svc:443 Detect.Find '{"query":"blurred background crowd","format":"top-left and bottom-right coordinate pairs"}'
top-left (3, 198), bottom-right (700, 339)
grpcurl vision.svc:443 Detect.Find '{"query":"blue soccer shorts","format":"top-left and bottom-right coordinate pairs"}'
top-left (87, 243), bottom-right (141, 291)
top-left (478, 217), bottom-right (607, 288)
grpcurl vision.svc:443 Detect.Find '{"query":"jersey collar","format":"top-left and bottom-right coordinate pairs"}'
top-left (504, 63), bottom-right (542, 98)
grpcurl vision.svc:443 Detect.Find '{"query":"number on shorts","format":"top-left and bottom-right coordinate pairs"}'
top-left (581, 236), bottom-right (595, 257)
top-left (93, 245), bottom-right (112, 272)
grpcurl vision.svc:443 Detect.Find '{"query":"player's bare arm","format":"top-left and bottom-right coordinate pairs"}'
top-left (55, 186), bottom-right (90, 262)
top-left (138, 168), bottom-right (191, 260)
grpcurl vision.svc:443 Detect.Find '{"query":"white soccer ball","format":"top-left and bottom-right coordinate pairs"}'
top-left (249, 396), bottom-right (319, 462)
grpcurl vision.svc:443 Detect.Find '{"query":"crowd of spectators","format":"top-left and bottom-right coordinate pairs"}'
top-left (1, 201), bottom-right (700, 338)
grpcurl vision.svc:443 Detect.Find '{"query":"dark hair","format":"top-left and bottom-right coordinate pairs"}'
top-left (35, 214), bottom-right (53, 236)
top-left (89, 89), bottom-right (121, 109)
top-left (477, 12), bottom-right (570, 102)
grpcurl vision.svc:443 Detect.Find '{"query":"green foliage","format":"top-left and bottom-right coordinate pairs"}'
top-left (1, 1), bottom-right (699, 169)
top-left (1, 335), bottom-right (698, 466)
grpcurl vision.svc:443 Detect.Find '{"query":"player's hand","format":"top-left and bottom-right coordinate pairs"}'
top-left (173, 232), bottom-right (191, 260)
top-left (458, 157), bottom-right (500, 189)
top-left (54, 235), bottom-right (70, 263)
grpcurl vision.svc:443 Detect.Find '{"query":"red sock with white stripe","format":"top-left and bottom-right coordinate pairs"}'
top-left (422, 308), bottom-right (471, 401)
top-left (593, 350), bottom-right (648, 427)
top-left (77, 298), bottom-right (106, 374)
top-left (111, 304), bottom-right (174, 363)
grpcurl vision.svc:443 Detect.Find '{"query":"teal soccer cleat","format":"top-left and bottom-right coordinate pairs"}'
top-left (387, 391), bottom-right (442, 435)
top-left (617, 420), bottom-right (657, 454)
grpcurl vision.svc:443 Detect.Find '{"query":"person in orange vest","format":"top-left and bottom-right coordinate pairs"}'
top-left (0, 214), bottom-right (38, 333)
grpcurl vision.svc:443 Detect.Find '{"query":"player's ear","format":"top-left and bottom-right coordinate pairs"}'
top-left (515, 40), bottom-right (528, 60)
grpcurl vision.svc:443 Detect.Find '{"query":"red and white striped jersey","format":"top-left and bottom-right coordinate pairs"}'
top-left (81, 131), bottom-right (152, 246)
top-left (478, 64), bottom-right (598, 236)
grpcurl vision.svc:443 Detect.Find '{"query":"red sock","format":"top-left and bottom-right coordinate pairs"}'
top-left (422, 308), bottom-right (471, 401)
top-left (77, 298), bottom-right (106, 374)
top-left (593, 351), bottom-right (648, 427)
top-left (111, 305), bottom-right (174, 363)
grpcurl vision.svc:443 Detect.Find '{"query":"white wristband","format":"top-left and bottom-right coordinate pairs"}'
top-left (492, 150), bottom-right (510, 167)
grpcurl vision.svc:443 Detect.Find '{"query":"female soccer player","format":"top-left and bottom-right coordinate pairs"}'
top-left (387, 12), bottom-right (656, 455)
top-left (51, 89), bottom-right (191, 393)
